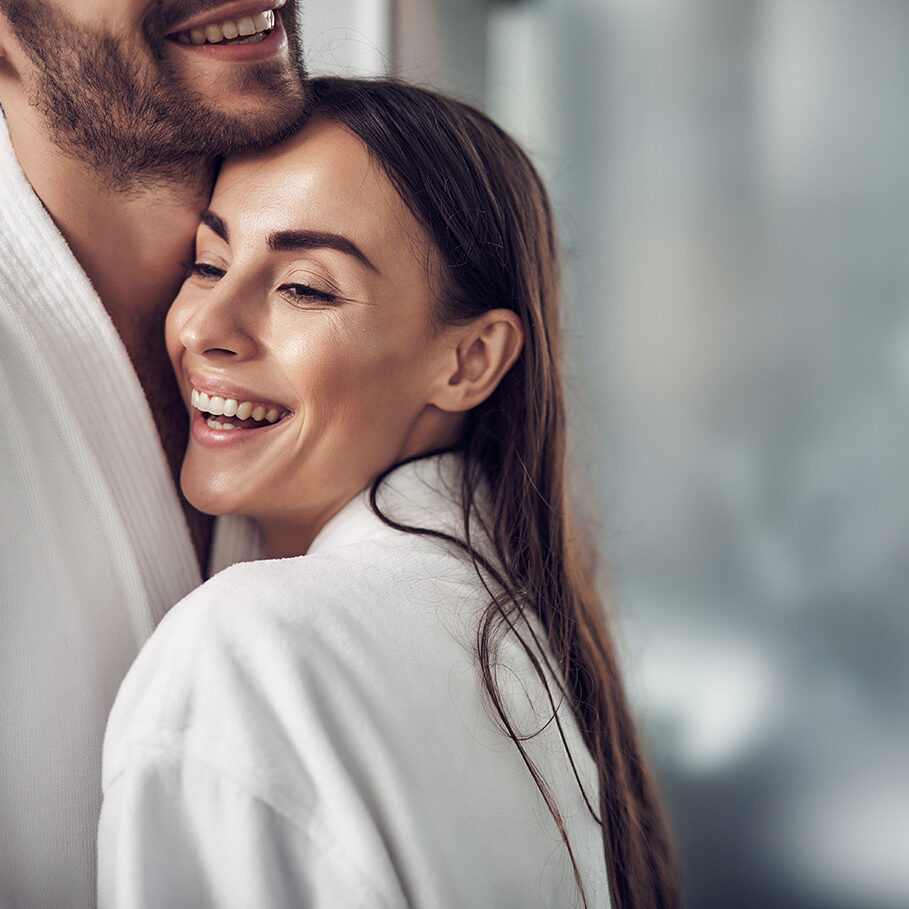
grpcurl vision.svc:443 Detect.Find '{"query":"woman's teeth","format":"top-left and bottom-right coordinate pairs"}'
top-left (175, 9), bottom-right (276, 46)
top-left (192, 388), bottom-right (282, 431)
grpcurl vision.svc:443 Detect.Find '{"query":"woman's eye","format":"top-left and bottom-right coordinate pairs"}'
top-left (182, 261), bottom-right (225, 281)
top-left (278, 283), bottom-right (339, 305)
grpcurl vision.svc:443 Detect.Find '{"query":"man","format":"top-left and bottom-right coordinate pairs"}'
top-left (0, 1), bottom-right (307, 904)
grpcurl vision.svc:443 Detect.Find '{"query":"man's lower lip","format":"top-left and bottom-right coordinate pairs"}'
top-left (190, 408), bottom-right (288, 447)
top-left (168, 16), bottom-right (287, 63)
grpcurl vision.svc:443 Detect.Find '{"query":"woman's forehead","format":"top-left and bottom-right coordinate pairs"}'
top-left (217, 121), bottom-right (373, 203)
top-left (211, 121), bottom-right (429, 260)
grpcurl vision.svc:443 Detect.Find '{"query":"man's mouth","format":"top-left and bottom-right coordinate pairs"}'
top-left (169, 3), bottom-right (283, 47)
top-left (191, 387), bottom-right (291, 431)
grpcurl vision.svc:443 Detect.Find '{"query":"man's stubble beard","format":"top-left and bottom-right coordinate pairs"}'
top-left (4, 0), bottom-right (308, 190)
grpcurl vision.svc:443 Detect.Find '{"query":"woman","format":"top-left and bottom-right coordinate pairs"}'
top-left (98, 77), bottom-right (680, 909)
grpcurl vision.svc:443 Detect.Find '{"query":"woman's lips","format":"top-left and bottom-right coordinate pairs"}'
top-left (187, 375), bottom-right (293, 446)
top-left (189, 374), bottom-right (291, 412)
top-left (192, 387), bottom-right (286, 425)
top-left (189, 406), bottom-right (289, 448)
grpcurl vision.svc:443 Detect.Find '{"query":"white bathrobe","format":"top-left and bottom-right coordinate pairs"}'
top-left (0, 110), bottom-right (262, 908)
top-left (98, 455), bottom-right (609, 908)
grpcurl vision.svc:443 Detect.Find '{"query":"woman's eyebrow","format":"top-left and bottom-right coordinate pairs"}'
top-left (200, 210), bottom-right (378, 274)
top-left (267, 229), bottom-right (378, 273)
top-left (200, 209), bottom-right (229, 242)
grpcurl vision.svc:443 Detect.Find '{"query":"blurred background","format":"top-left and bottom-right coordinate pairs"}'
top-left (299, 1), bottom-right (909, 906)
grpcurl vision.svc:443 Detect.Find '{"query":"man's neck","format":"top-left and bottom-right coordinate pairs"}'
top-left (4, 95), bottom-right (214, 308)
top-left (4, 97), bottom-right (215, 572)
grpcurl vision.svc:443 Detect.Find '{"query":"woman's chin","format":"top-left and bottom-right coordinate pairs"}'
top-left (180, 468), bottom-right (246, 518)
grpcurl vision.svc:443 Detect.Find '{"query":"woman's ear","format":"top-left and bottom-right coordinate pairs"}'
top-left (430, 309), bottom-right (524, 413)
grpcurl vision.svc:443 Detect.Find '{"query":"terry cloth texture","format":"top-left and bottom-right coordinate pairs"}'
top-left (0, 109), bottom-right (262, 909)
top-left (99, 454), bottom-right (610, 908)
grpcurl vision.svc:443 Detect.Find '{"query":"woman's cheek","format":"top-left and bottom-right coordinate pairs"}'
top-left (164, 303), bottom-right (186, 366)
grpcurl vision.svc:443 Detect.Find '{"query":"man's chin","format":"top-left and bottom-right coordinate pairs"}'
top-left (7, 0), bottom-right (308, 182)
top-left (165, 63), bottom-right (307, 155)
top-left (156, 4), bottom-right (308, 154)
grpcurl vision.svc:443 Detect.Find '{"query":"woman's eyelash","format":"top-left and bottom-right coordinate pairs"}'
top-left (179, 264), bottom-right (338, 304)
top-left (181, 261), bottom-right (224, 280)
top-left (278, 283), bottom-right (338, 304)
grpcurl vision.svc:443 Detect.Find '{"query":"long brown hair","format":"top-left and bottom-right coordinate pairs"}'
top-left (305, 76), bottom-right (681, 909)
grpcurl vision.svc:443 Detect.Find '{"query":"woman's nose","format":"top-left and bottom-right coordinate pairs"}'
top-left (178, 284), bottom-right (258, 361)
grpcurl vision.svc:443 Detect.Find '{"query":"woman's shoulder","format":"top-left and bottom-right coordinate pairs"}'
top-left (102, 543), bottom-right (481, 787)
top-left (101, 527), bottom-right (606, 908)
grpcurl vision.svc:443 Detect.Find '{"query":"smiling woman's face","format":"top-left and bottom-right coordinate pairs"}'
top-left (166, 119), bottom-right (461, 557)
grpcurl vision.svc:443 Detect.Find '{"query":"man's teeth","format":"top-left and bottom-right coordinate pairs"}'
top-left (176, 9), bottom-right (276, 46)
top-left (192, 388), bottom-right (281, 428)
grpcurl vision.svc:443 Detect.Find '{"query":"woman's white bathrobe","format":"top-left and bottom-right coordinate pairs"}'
top-left (0, 110), bottom-right (261, 907)
top-left (99, 455), bottom-right (609, 908)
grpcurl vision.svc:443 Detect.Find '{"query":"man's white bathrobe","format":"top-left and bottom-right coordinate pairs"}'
top-left (0, 111), bottom-right (261, 908)
top-left (99, 455), bottom-right (609, 908)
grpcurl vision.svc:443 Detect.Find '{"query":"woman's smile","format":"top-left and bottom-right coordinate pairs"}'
top-left (187, 374), bottom-right (292, 447)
